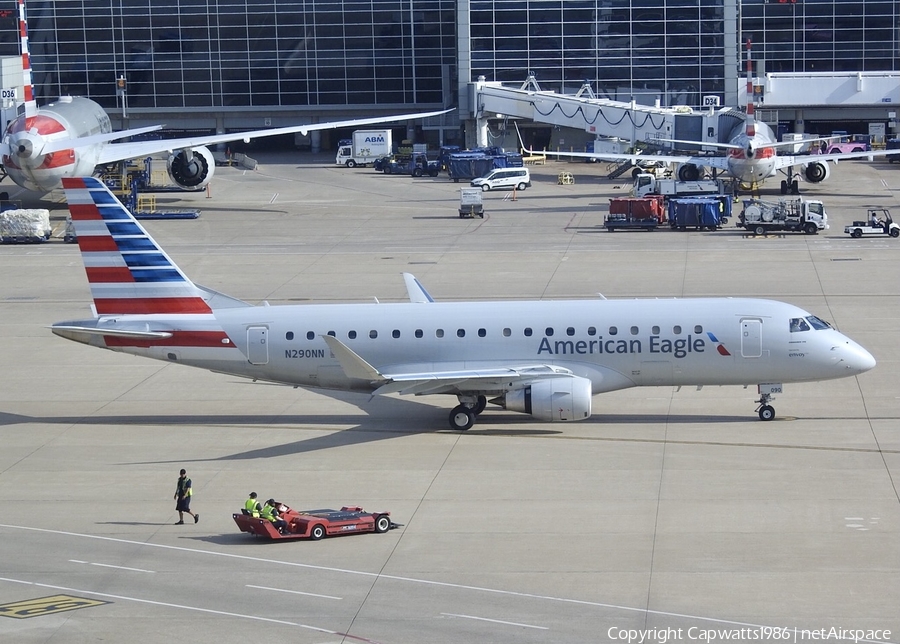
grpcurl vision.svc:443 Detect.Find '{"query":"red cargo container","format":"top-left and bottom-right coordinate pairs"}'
top-left (606, 196), bottom-right (666, 231)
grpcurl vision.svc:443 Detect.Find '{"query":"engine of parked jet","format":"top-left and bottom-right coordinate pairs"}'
top-left (166, 146), bottom-right (215, 189)
top-left (803, 160), bottom-right (830, 184)
top-left (492, 376), bottom-right (592, 422)
top-left (677, 163), bottom-right (702, 181)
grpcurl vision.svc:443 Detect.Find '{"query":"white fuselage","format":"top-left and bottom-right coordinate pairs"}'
top-left (78, 297), bottom-right (874, 396)
top-left (725, 121), bottom-right (779, 184)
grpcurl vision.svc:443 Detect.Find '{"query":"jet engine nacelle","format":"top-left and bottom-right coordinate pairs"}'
top-left (166, 146), bottom-right (215, 189)
top-left (499, 376), bottom-right (592, 422)
top-left (803, 161), bottom-right (830, 184)
top-left (677, 163), bottom-right (701, 181)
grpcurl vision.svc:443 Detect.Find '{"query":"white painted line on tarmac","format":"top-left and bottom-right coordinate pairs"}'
top-left (269, 193), bottom-right (279, 203)
top-left (69, 559), bottom-right (155, 573)
top-left (442, 612), bottom-right (547, 630)
top-left (0, 575), bottom-right (382, 643)
top-left (1, 523), bottom-right (895, 643)
top-left (246, 584), bottom-right (341, 600)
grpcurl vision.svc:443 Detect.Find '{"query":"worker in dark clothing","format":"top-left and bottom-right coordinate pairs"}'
top-left (174, 468), bottom-right (199, 524)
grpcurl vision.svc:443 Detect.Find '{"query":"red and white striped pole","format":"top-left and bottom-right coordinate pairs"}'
top-left (17, 0), bottom-right (36, 117)
top-left (745, 38), bottom-right (756, 137)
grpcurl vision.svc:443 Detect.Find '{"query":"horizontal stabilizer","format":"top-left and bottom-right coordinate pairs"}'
top-left (50, 324), bottom-right (173, 340)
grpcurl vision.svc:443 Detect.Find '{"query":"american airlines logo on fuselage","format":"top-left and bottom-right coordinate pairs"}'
top-left (538, 333), bottom-right (713, 359)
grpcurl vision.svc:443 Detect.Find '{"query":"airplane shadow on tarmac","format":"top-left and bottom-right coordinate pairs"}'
top-left (0, 384), bottom-right (778, 463)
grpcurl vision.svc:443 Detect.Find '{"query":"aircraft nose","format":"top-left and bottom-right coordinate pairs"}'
top-left (836, 339), bottom-right (876, 374)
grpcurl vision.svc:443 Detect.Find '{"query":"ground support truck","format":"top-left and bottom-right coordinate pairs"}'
top-left (634, 173), bottom-right (731, 199)
top-left (335, 129), bottom-right (393, 167)
top-left (605, 196), bottom-right (666, 231)
top-left (738, 198), bottom-right (828, 235)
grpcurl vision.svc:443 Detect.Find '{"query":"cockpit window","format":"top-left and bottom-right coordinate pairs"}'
top-left (790, 318), bottom-right (811, 333)
top-left (806, 315), bottom-right (832, 330)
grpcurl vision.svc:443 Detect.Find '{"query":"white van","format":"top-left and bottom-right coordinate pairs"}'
top-left (470, 167), bottom-right (531, 192)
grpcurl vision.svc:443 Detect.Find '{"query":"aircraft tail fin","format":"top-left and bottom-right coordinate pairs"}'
top-left (17, 0), bottom-right (36, 118)
top-left (61, 177), bottom-right (217, 316)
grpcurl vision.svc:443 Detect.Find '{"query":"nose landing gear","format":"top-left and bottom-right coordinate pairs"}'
top-left (755, 391), bottom-right (776, 421)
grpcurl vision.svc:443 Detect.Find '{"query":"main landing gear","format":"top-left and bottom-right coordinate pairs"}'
top-left (448, 395), bottom-right (487, 430)
top-left (755, 392), bottom-right (776, 421)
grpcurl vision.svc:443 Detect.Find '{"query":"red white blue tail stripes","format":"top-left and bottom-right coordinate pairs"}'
top-left (62, 177), bottom-right (212, 316)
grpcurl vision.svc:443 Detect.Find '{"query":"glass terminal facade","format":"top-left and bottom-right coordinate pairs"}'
top-left (0, 0), bottom-right (455, 110)
top-left (469, 0), bottom-right (729, 107)
top-left (741, 0), bottom-right (899, 74)
top-left (0, 1), bottom-right (896, 114)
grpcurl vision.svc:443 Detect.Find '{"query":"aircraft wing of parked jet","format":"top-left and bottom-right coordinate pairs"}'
top-left (1, 0), bottom-right (451, 193)
top-left (52, 176), bottom-right (876, 430)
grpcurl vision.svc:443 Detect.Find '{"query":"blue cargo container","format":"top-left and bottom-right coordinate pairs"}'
top-left (668, 196), bottom-right (731, 230)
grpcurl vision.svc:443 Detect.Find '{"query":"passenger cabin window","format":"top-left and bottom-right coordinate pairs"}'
top-left (478, 328), bottom-right (486, 337)
top-left (457, 329), bottom-right (466, 338)
top-left (415, 329), bottom-right (423, 338)
top-left (436, 329), bottom-right (444, 338)
top-left (545, 327), bottom-right (554, 337)
top-left (630, 326), bottom-right (639, 335)
top-left (790, 318), bottom-right (811, 333)
top-left (566, 327), bottom-right (575, 336)
top-left (369, 330), bottom-right (378, 339)
top-left (652, 326), bottom-right (660, 335)
top-left (306, 331), bottom-right (315, 340)
top-left (694, 325), bottom-right (703, 334)
top-left (673, 325), bottom-right (682, 334)
top-left (392, 330), bottom-right (400, 338)
top-left (327, 331), bottom-right (335, 337)
top-left (349, 330), bottom-right (357, 339)
top-left (524, 328), bottom-right (533, 337)
top-left (609, 326), bottom-right (617, 335)
top-left (503, 328), bottom-right (511, 337)
top-left (587, 326), bottom-right (596, 336)
top-left (285, 332), bottom-right (294, 340)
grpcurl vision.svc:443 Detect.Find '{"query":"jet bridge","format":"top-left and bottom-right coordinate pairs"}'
top-left (468, 75), bottom-right (729, 152)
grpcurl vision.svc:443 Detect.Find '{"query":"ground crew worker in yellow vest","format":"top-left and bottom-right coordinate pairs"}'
top-left (261, 498), bottom-right (288, 533)
top-left (244, 492), bottom-right (261, 518)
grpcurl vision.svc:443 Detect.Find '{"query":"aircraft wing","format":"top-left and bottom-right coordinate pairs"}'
top-left (321, 334), bottom-right (574, 395)
top-left (774, 147), bottom-right (896, 169)
top-left (525, 147), bottom-right (731, 171)
top-left (97, 108), bottom-right (454, 165)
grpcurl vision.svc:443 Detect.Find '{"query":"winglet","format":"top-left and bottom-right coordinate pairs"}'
top-left (403, 273), bottom-right (434, 303)
top-left (321, 335), bottom-right (386, 382)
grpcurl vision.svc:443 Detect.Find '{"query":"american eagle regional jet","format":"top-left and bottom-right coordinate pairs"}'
top-left (1, 0), bottom-right (450, 193)
top-left (52, 177), bottom-right (875, 430)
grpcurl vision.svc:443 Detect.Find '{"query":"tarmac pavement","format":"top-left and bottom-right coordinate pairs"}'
top-left (0, 152), bottom-right (898, 643)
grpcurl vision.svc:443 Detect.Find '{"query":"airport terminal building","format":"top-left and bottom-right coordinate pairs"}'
top-left (0, 0), bottom-right (897, 148)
